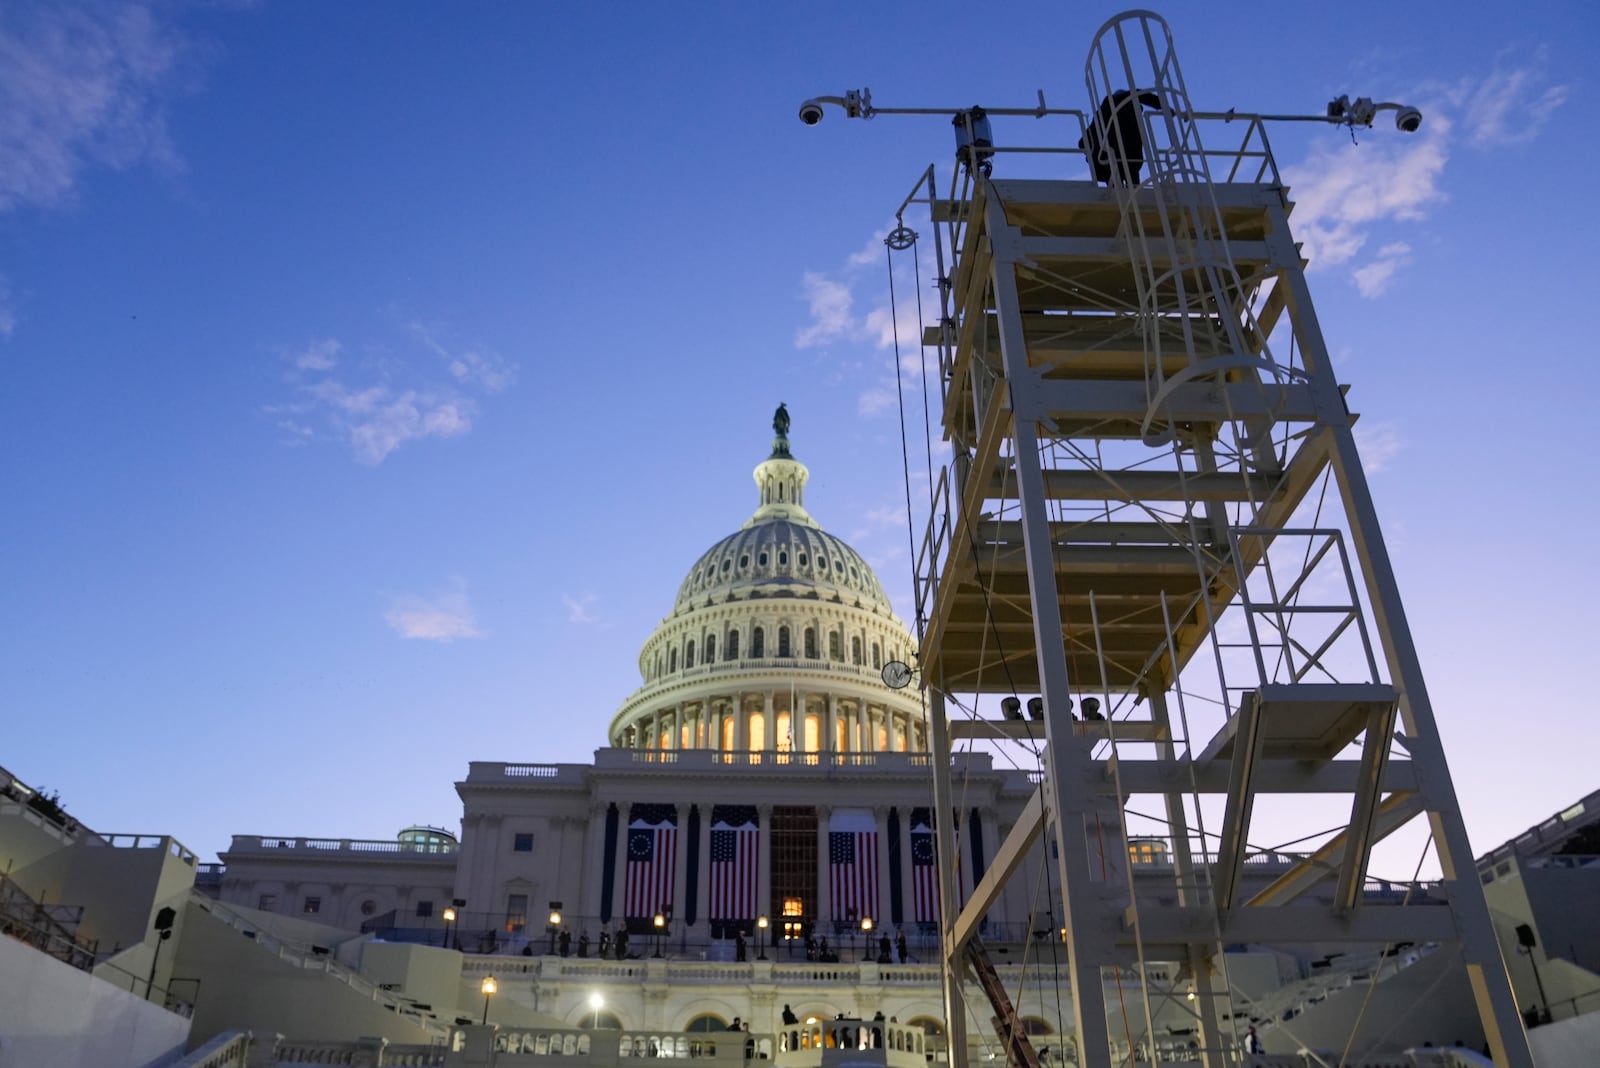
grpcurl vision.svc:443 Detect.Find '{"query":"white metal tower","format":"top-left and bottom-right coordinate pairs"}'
top-left (803, 10), bottom-right (1534, 1068)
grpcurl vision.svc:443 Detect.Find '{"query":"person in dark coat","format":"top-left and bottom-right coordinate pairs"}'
top-left (735, 930), bottom-right (748, 962)
top-left (895, 929), bottom-right (908, 963)
top-left (558, 929), bottom-right (572, 957)
top-left (877, 933), bottom-right (892, 963)
top-left (782, 1004), bottom-right (799, 1026)
top-left (599, 929), bottom-right (611, 958)
top-left (1079, 90), bottom-right (1163, 185)
top-left (578, 931), bottom-right (590, 958)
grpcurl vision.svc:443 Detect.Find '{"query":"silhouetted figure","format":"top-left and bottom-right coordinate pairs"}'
top-left (736, 930), bottom-right (748, 962)
top-left (1079, 90), bottom-right (1163, 185)
top-left (877, 933), bottom-right (892, 963)
top-left (728, 1017), bottom-right (743, 1031)
top-left (521, 943), bottom-right (534, 956)
top-left (559, 929), bottom-right (572, 957)
top-left (895, 929), bottom-right (908, 963)
top-left (578, 931), bottom-right (590, 958)
top-left (615, 925), bottom-right (630, 960)
top-left (599, 929), bottom-right (611, 958)
top-left (782, 1004), bottom-right (799, 1026)
top-left (805, 933), bottom-right (817, 961)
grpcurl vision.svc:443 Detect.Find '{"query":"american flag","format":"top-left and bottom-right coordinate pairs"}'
top-left (910, 808), bottom-right (939, 924)
top-left (829, 810), bottom-right (879, 922)
top-left (626, 803), bottom-right (677, 919)
top-left (709, 805), bottom-right (759, 921)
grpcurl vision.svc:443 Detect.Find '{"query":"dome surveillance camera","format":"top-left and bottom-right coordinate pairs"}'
top-left (798, 99), bottom-right (825, 126)
top-left (1394, 106), bottom-right (1422, 133)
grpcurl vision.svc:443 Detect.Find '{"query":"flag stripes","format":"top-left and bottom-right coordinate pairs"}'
top-left (709, 805), bottom-right (759, 921)
top-left (829, 810), bottom-right (879, 921)
top-left (625, 803), bottom-right (677, 919)
top-left (910, 807), bottom-right (939, 923)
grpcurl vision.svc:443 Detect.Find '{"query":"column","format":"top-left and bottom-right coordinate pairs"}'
top-left (757, 803), bottom-right (774, 925)
top-left (855, 702), bottom-right (867, 752)
top-left (827, 695), bottom-right (840, 755)
top-left (873, 806), bottom-right (892, 929)
top-left (695, 804), bottom-right (713, 925)
top-left (612, 804), bottom-right (632, 921)
top-left (888, 710), bottom-right (902, 753)
top-left (674, 703), bottom-right (685, 749)
top-left (735, 695), bottom-right (748, 753)
top-left (584, 804), bottom-right (608, 928)
top-left (654, 709), bottom-right (665, 750)
top-left (896, 807), bottom-right (915, 928)
top-left (815, 805), bottom-right (833, 925)
top-left (763, 691), bottom-right (776, 754)
top-left (672, 803), bottom-right (690, 921)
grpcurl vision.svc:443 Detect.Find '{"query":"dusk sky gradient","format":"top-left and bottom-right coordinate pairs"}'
top-left (2, 1), bottom-right (1596, 878)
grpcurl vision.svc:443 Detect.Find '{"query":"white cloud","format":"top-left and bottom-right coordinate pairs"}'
top-left (1354, 422), bottom-right (1405, 473)
top-left (0, 4), bottom-right (189, 214)
top-left (1282, 133), bottom-right (1447, 270)
top-left (795, 273), bottom-right (856, 349)
top-left (1351, 242), bottom-right (1412, 298)
top-left (0, 276), bottom-right (14, 339)
top-left (562, 593), bottom-right (598, 624)
top-left (1456, 53), bottom-right (1568, 148)
top-left (301, 378), bottom-right (473, 465)
top-left (385, 586), bottom-right (482, 642)
top-left (857, 386), bottom-right (897, 416)
top-left (408, 322), bottom-right (516, 393)
top-left (294, 338), bottom-right (339, 371)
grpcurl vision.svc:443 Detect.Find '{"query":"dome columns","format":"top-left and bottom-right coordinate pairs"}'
top-left (615, 686), bottom-right (926, 756)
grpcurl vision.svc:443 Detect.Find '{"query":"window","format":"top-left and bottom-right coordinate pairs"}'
top-left (872, 643), bottom-right (881, 669)
top-left (758, 552), bottom-right (768, 566)
top-left (726, 631), bottom-right (740, 659)
top-left (820, 558), bottom-right (829, 570)
top-left (779, 550), bottom-right (788, 566)
top-left (705, 635), bottom-right (716, 663)
top-left (851, 636), bottom-right (862, 665)
top-left (416, 900), bottom-right (434, 918)
top-left (506, 893), bottom-right (528, 933)
top-left (799, 553), bottom-right (808, 567)
top-left (829, 632), bottom-right (842, 660)
top-left (752, 627), bottom-right (765, 657)
top-left (670, 648), bottom-right (678, 672)
top-left (513, 833), bottom-right (534, 852)
top-left (686, 1015), bottom-right (728, 1033)
top-left (360, 899), bottom-right (377, 916)
top-left (739, 554), bottom-right (749, 568)
top-left (685, 640), bottom-right (696, 668)
top-left (804, 627), bottom-right (817, 659)
top-left (258, 893), bottom-right (276, 912)
top-left (722, 560), bottom-right (731, 573)
top-left (303, 896), bottom-right (321, 915)
top-left (778, 626), bottom-right (791, 657)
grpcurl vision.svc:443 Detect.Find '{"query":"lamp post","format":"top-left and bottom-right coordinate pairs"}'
top-left (442, 907), bottom-right (457, 951)
top-left (757, 916), bottom-right (769, 960)
top-left (589, 992), bottom-right (604, 1030)
top-left (480, 975), bottom-right (497, 1025)
top-left (548, 906), bottom-right (563, 955)
top-left (861, 916), bottom-right (873, 962)
top-left (1517, 924), bottom-right (1551, 1024)
top-left (653, 911), bottom-right (666, 958)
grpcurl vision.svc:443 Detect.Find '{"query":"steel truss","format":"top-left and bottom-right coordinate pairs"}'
top-left (905, 12), bottom-right (1533, 1068)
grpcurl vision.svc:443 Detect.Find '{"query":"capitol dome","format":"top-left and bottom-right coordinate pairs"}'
top-left (609, 408), bottom-right (926, 755)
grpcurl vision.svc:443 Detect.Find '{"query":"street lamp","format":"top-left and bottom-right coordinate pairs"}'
top-left (653, 911), bottom-right (666, 958)
top-left (861, 916), bottom-right (874, 962)
top-left (480, 975), bottom-right (497, 1026)
top-left (757, 916), bottom-right (769, 960)
top-left (548, 904), bottom-right (563, 955)
top-left (589, 992), bottom-right (604, 1029)
top-left (1517, 924), bottom-right (1551, 1025)
top-left (442, 906), bottom-right (457, 951)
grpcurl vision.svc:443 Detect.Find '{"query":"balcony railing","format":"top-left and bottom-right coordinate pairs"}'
top-left (225, 835), bottom-right (459, 856)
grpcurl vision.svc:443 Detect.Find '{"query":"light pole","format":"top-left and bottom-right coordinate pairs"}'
top-left (589, 992), bottom-right (604, 1029)
top-left (481, 975), bottom-right (497, 1025)
top-left (548, 906), bottom-right (563, 955)
top-left (653, 911), bottom-right (666, 958)
top-left (1517, 924), bottom-right (1551, 1024)
top-left (861, 916), bottom-right (873, 962)
top-left (757, 915), bottom-right (769, 960)
top-left (442, 907), bottom-right (457, 951)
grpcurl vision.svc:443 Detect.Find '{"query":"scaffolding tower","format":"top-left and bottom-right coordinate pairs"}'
top-left (820, 12), bottom-right (1535, 1068)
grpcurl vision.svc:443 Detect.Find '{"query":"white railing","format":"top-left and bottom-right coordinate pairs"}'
top-left (153, 1029), bottom-right (251, 1068)
top-left (229, 836), bottom-right (459, 856)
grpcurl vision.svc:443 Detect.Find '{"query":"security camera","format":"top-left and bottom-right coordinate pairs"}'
top-left (798, 99), bottom-right (825, 126)
top-left (1394, 106), bottom-right (1423, 133)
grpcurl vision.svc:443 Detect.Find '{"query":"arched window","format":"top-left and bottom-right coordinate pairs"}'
top-left (804, 627), bottom-right (818, 659)
top-left (587, 1012), bottom-right (624, 1031)
top-left (752, 627), bottom-right (765, 658)
top-left (669, 648), bottom-right (678, 672)
top-left (851, 636), bottom-right (862, 665)
top-left (686, 1015), bottom-right (727, 1033)
top-left (779, 550), bottom-right (788, 566)
top-left (871, 643), bottom-right (881, 669)
top-left (705, 635), bottom-right (716, 663)
top-left (759, 552), bottom-right (769, 566)
top-left (828, 632), bottom-right (842, 661)
top-left (727, 630), bottom-right (740, 659)
top-left (778, 626), bottom-right (791, 657)
top-left (685, 640), bottom-right (696, 669)
top-left (655, 655), bottom-right (662, 679)
top-left (1019, 1018), bottom-right (1053, 1036)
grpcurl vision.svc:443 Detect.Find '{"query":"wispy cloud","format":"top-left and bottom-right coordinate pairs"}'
top-left (408, 321), bottom-right (516, 393)
top-left (269, 320), bottom-right (515, 464)
top-left (562, 593), bottom-right (598, 624)
top-left (1354, 423), bottom-right (1405, 473)
top-left (1284, 50), bottom-right (1567, 297)
top-left (385, 584), bottom-right (482, 642)
top-left (795, 272), bottom-right (857, 349)
top-left (0, 4), bottom-right (191, 214)
top-left (0, 276), bottom-right (15, 340)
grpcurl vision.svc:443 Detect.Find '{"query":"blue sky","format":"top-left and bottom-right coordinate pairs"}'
top-left (1, 1), bottom-right (1595, 875)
